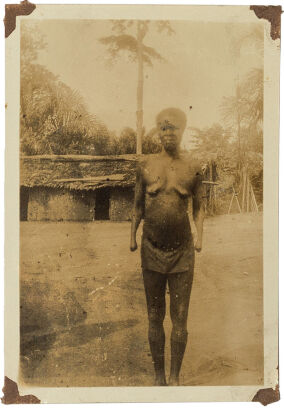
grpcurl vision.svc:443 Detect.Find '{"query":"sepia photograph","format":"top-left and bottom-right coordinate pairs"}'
top-left (4, 3), bottom-right (280, 404)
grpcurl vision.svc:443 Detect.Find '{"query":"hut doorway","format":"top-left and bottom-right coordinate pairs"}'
top-left (20, 187), bottom-right (29, 221)
top-left (95, 188), bottom-right (110, 220)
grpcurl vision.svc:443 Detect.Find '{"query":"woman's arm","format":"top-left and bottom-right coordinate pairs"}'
top-left (192, 171), bottom-right (205, 252)
top-left (130, 163), bottom-right (145, 252)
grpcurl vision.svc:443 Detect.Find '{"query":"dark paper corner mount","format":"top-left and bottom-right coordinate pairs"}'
top-left (4, 0), bottom-right (36, 38)
top-left (1, 377), bottom-right (41, 404)
top-left (252, 385), bottom-right (280, 406)
top-left (250, 5), bottom-right (282, 40)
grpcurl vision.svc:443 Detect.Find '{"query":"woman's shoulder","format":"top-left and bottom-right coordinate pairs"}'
top-left (180, 153), bottom-right (203, 174)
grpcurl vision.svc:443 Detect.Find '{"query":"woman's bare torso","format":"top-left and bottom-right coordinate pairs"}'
top-left (142, 154), bottom-right (200, 250)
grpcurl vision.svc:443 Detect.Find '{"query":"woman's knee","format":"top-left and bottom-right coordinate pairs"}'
top-left (148, 314), bottom-right (165, 340)
top-left (171, 301), bottom-right (188, 323)
top-left (148, 306), bottom-right (165, 327)
top-left (171, 324), bottom-right (188, 341)
top-left (171, 308), bottom-right (188, 333)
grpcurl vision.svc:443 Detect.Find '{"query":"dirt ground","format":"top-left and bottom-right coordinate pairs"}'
top-left (20, 212), bottom-right (263, 387)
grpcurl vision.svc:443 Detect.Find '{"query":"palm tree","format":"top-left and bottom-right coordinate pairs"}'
top-left (99, 20), bottom-right (174, 154)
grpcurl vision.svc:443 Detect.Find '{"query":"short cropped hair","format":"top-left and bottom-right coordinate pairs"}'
top-left (156, 107), bottom-right (187, 132)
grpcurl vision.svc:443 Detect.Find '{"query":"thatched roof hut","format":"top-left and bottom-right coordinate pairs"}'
top-left (20, 154), bottom-right (138, 191)
top-left (20, 155), bottom-right (140, 222)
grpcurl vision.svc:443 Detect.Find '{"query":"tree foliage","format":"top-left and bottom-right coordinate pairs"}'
top-left (113, 127), bottom-right (161, 155)
top-left (99, 20), bottom-right (170, 66)
top-left (192, 67), bottom-right (263, 202)
top-left (20, 25), bottom-right (110, 155)
top-left (99, 33), bottom-right (165, 67)
top-left (219, 68), bottom-right (263, 163)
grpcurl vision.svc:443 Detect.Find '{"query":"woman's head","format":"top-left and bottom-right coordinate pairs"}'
top-left (156, 108), bottom-right (187, 153)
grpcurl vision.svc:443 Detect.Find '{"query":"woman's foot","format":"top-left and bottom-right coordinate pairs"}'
top-left (168, 376), bottom-right (179, 386)
top-left (154, 376), bottom-right (167, 386)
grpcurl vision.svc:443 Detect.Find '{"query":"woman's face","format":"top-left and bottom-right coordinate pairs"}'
top-left (158, 120), bottom-right (183, 153)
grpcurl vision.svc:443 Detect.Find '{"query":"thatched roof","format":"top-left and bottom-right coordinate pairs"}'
top-left (20, 155), bottom-right (140, 190)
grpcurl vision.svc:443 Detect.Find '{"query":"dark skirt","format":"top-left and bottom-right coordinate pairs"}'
top-left (141, 235), bottom-right (195, 274)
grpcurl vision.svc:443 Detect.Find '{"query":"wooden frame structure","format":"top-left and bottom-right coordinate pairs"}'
top-left (227, 166), bottom-right (259, 214)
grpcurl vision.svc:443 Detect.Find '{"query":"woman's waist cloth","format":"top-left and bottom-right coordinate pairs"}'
top-left (141, 234), bottom-right (195, 274)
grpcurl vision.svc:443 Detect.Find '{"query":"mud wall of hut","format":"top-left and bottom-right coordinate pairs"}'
top-left (110, 188), bottom-right (134, 221)
top-left (25, 186), bottom-right (134, 221)
top-left (27, 187), bottom-right (96, 221)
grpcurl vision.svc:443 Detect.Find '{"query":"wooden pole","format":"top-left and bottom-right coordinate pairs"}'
top-left (136, 21), bottom-right (144, 155)
top-left (246, 175), bottom-right (250, 212)
top-left (242, 168), bottom-right (246, 212)
top-left (236, 83), bottom-right (241, 173)
top-left (250, 182), bottom-right (256, 212)
top-left (251, 182), bottom-right (257, 212)
top-left (250, 182), bottom-right (259, 212)
top-left (249, 182), bottom-right (255, 212)
top-left (233, 186), bottom-right (242, 213)
top-left (228, 191), bottom-right (234, 214)
top-left (209, 162), bottom-right (213, 215)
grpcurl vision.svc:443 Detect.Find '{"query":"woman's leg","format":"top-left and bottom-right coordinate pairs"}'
top-left (142, 269), bottom-right (168, 386)
top-left (168, 267), bottom-right (194, 385)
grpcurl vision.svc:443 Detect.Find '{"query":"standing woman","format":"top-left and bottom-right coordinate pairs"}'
top-left (130, 107), bottom-right (204, 386)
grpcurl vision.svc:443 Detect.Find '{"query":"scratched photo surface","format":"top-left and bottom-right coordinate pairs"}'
top-left (19, 18), bottom-right (264, 387)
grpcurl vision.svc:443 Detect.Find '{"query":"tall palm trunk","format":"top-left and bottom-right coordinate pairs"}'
top-left (236, 83), bottom-right (242, 173)
top-left (136, 21), bottom-right (144, 155)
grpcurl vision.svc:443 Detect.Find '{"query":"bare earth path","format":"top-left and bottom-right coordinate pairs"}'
top-left (20, 213), bottom-right (263, 387)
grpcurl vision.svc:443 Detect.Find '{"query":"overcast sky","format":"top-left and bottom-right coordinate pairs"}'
top-left (23, 19), bottom-right (263, 148)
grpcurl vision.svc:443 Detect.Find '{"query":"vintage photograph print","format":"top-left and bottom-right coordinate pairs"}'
top-left (4, 3), bottom-right (280, 405)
